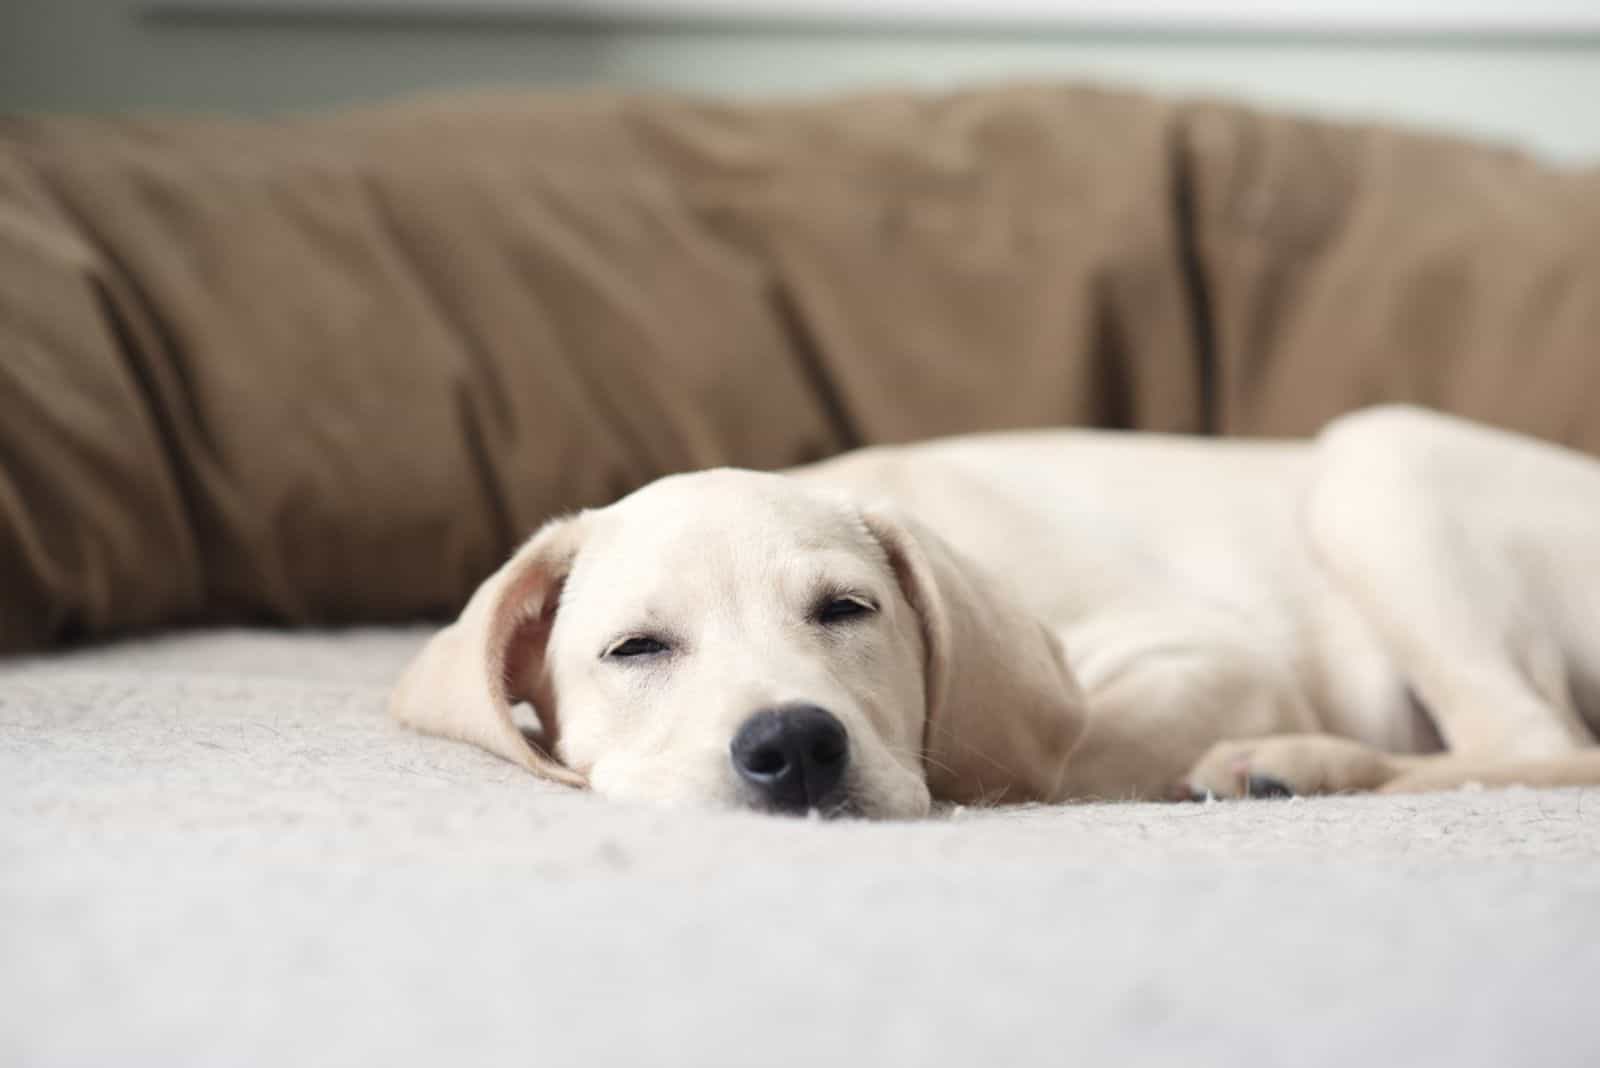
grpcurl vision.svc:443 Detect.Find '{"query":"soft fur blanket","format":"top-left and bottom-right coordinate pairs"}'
top-left (3, 629), bottom-right (1597, 1066)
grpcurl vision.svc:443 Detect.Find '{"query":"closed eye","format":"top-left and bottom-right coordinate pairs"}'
top-left (604, 635), bottom-right (670, 659)
top-left (814, 595), bottom-right (877, 625)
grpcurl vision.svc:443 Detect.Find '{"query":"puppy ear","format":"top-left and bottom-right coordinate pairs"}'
top-left (864, 507), bottom-right (1085, 805)
top-left (389, 515), bottom-right (588, 787)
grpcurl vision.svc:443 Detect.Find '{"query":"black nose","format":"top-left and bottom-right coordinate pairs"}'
top-left (729, 704), bottom-right (850, 813)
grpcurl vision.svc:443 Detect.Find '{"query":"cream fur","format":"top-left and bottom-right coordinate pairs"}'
top-left (392, 406), bottom-right (1600, 814)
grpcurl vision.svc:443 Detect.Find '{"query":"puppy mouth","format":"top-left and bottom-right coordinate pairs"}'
top-left (812, 794), bottom-right (864, 820)
top-left (738, 782), bottom-right (868, 819)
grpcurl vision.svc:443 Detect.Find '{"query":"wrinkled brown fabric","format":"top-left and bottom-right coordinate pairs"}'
top-left (1181, 103), bottom-right (1600, 444)
top-left (1, 85), bottom-right (1597, 651)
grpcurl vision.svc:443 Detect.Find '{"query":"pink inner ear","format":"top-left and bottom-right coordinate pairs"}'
top-left (498, 573), bottom-right (568, 745)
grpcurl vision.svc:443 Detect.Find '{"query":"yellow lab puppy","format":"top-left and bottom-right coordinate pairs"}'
top-left (392, 407), bottom-right (1600, 817)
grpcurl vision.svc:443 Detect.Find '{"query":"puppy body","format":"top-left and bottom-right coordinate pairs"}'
top-left (801, 428), bottom-right (1410, 800)
top-left (394, 407), bottom-right (1600, 815)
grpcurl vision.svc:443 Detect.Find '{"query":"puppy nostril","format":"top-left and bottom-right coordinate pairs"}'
top-left (810, 737), bottom-right (845, 766)
top-left (744, 745), bottom-right (788, 778)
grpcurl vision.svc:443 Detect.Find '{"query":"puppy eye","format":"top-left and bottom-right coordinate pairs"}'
top-left (815, 596), bottom-right (875, 625)
top-left (605, 636), bottom-right (669, 659)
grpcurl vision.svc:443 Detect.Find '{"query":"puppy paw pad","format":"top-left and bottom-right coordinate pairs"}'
top-left (1244, 773), bottom-right (1295, 799)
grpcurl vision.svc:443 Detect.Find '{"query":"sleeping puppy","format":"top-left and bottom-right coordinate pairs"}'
top-left (391, 406), bottom-right (1600, 817)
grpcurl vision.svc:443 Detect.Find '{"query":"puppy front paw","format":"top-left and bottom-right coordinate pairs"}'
top-left (1183, 741), bottom-right (1296, 800)
top-left (1183, 734), bottom-right (1394, 800)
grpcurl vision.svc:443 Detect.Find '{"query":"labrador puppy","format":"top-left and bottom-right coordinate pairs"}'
top-left (392, 406), bottom-right (1600, 817)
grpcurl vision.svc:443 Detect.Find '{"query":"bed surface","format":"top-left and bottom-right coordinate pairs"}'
top-left (3, 628), bottom-right (1597, 1066)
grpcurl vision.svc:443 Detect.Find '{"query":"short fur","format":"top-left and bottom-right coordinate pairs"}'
top-left (392, 407), bottom-right (1600, 816)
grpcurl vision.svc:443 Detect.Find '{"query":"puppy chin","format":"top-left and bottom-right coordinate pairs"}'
top-left (587, 752), bottom-right (932, 820)
top-left (855, 775), bottom-right (933, 821)
top-left (845, 743), bottom-right (934, 820)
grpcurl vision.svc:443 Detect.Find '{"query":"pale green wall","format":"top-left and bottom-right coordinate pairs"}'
top-left (4, 1), bottom-right (1598, 162)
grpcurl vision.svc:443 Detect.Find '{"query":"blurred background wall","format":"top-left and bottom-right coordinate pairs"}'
top-left (3, 0), bottom-right (1598, 161)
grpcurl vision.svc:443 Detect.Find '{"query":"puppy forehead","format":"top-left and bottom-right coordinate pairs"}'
top-left (563, 470), bottom-right (880, 603)
top-left (606, 469), bottom-right (872, 549)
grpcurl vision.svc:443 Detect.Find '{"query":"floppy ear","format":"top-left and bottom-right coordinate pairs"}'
top-left (863, 507), bottom-right (1086, 805)
top-left (389, 516), bottom-right (588, 787)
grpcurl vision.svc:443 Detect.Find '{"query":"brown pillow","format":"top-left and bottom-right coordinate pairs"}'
top-left (1184, 103), bottom-right (1600, 449)
top-left (18, 87), bottom-right (1597, 652)
top-left (0, 113), bottom-right (846, 648)
top-left (0, 87), bottom-right (1213, 650)
top-left (0, 150), bottom-right (200, 648)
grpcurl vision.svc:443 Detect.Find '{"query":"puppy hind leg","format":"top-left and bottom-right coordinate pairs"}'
top-left (1185, 734), bottom-right (1600, 799)
top-left (1379, 750), bottom-right (1600, 794)
top-left (1306, 408), bottom-right (1599, 759)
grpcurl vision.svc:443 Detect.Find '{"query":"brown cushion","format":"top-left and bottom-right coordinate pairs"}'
top-left (1184, 102), bottom-right (1600, 447)
top-left (5, 85), bottom-right (1597, 651)
top-left (676, 88), bottom-right (1208, 440)
top-left (0, 151), bottom-right (201, 647)
top-left (0, 87), bottom-right (1213, 650)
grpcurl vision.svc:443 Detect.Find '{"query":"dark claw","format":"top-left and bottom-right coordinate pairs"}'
top-left (1245, 773), bottom-right (1295, 799)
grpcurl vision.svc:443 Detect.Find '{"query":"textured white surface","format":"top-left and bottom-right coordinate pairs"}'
top-left (3, 629), bottom-right (1599, 1067)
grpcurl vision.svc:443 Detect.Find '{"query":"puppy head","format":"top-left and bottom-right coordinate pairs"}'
top-left (391, 470), bottom-right (1084, 817)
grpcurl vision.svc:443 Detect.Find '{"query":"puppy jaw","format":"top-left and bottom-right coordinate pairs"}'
top-left (582, 736), bottom-right (932, 820)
